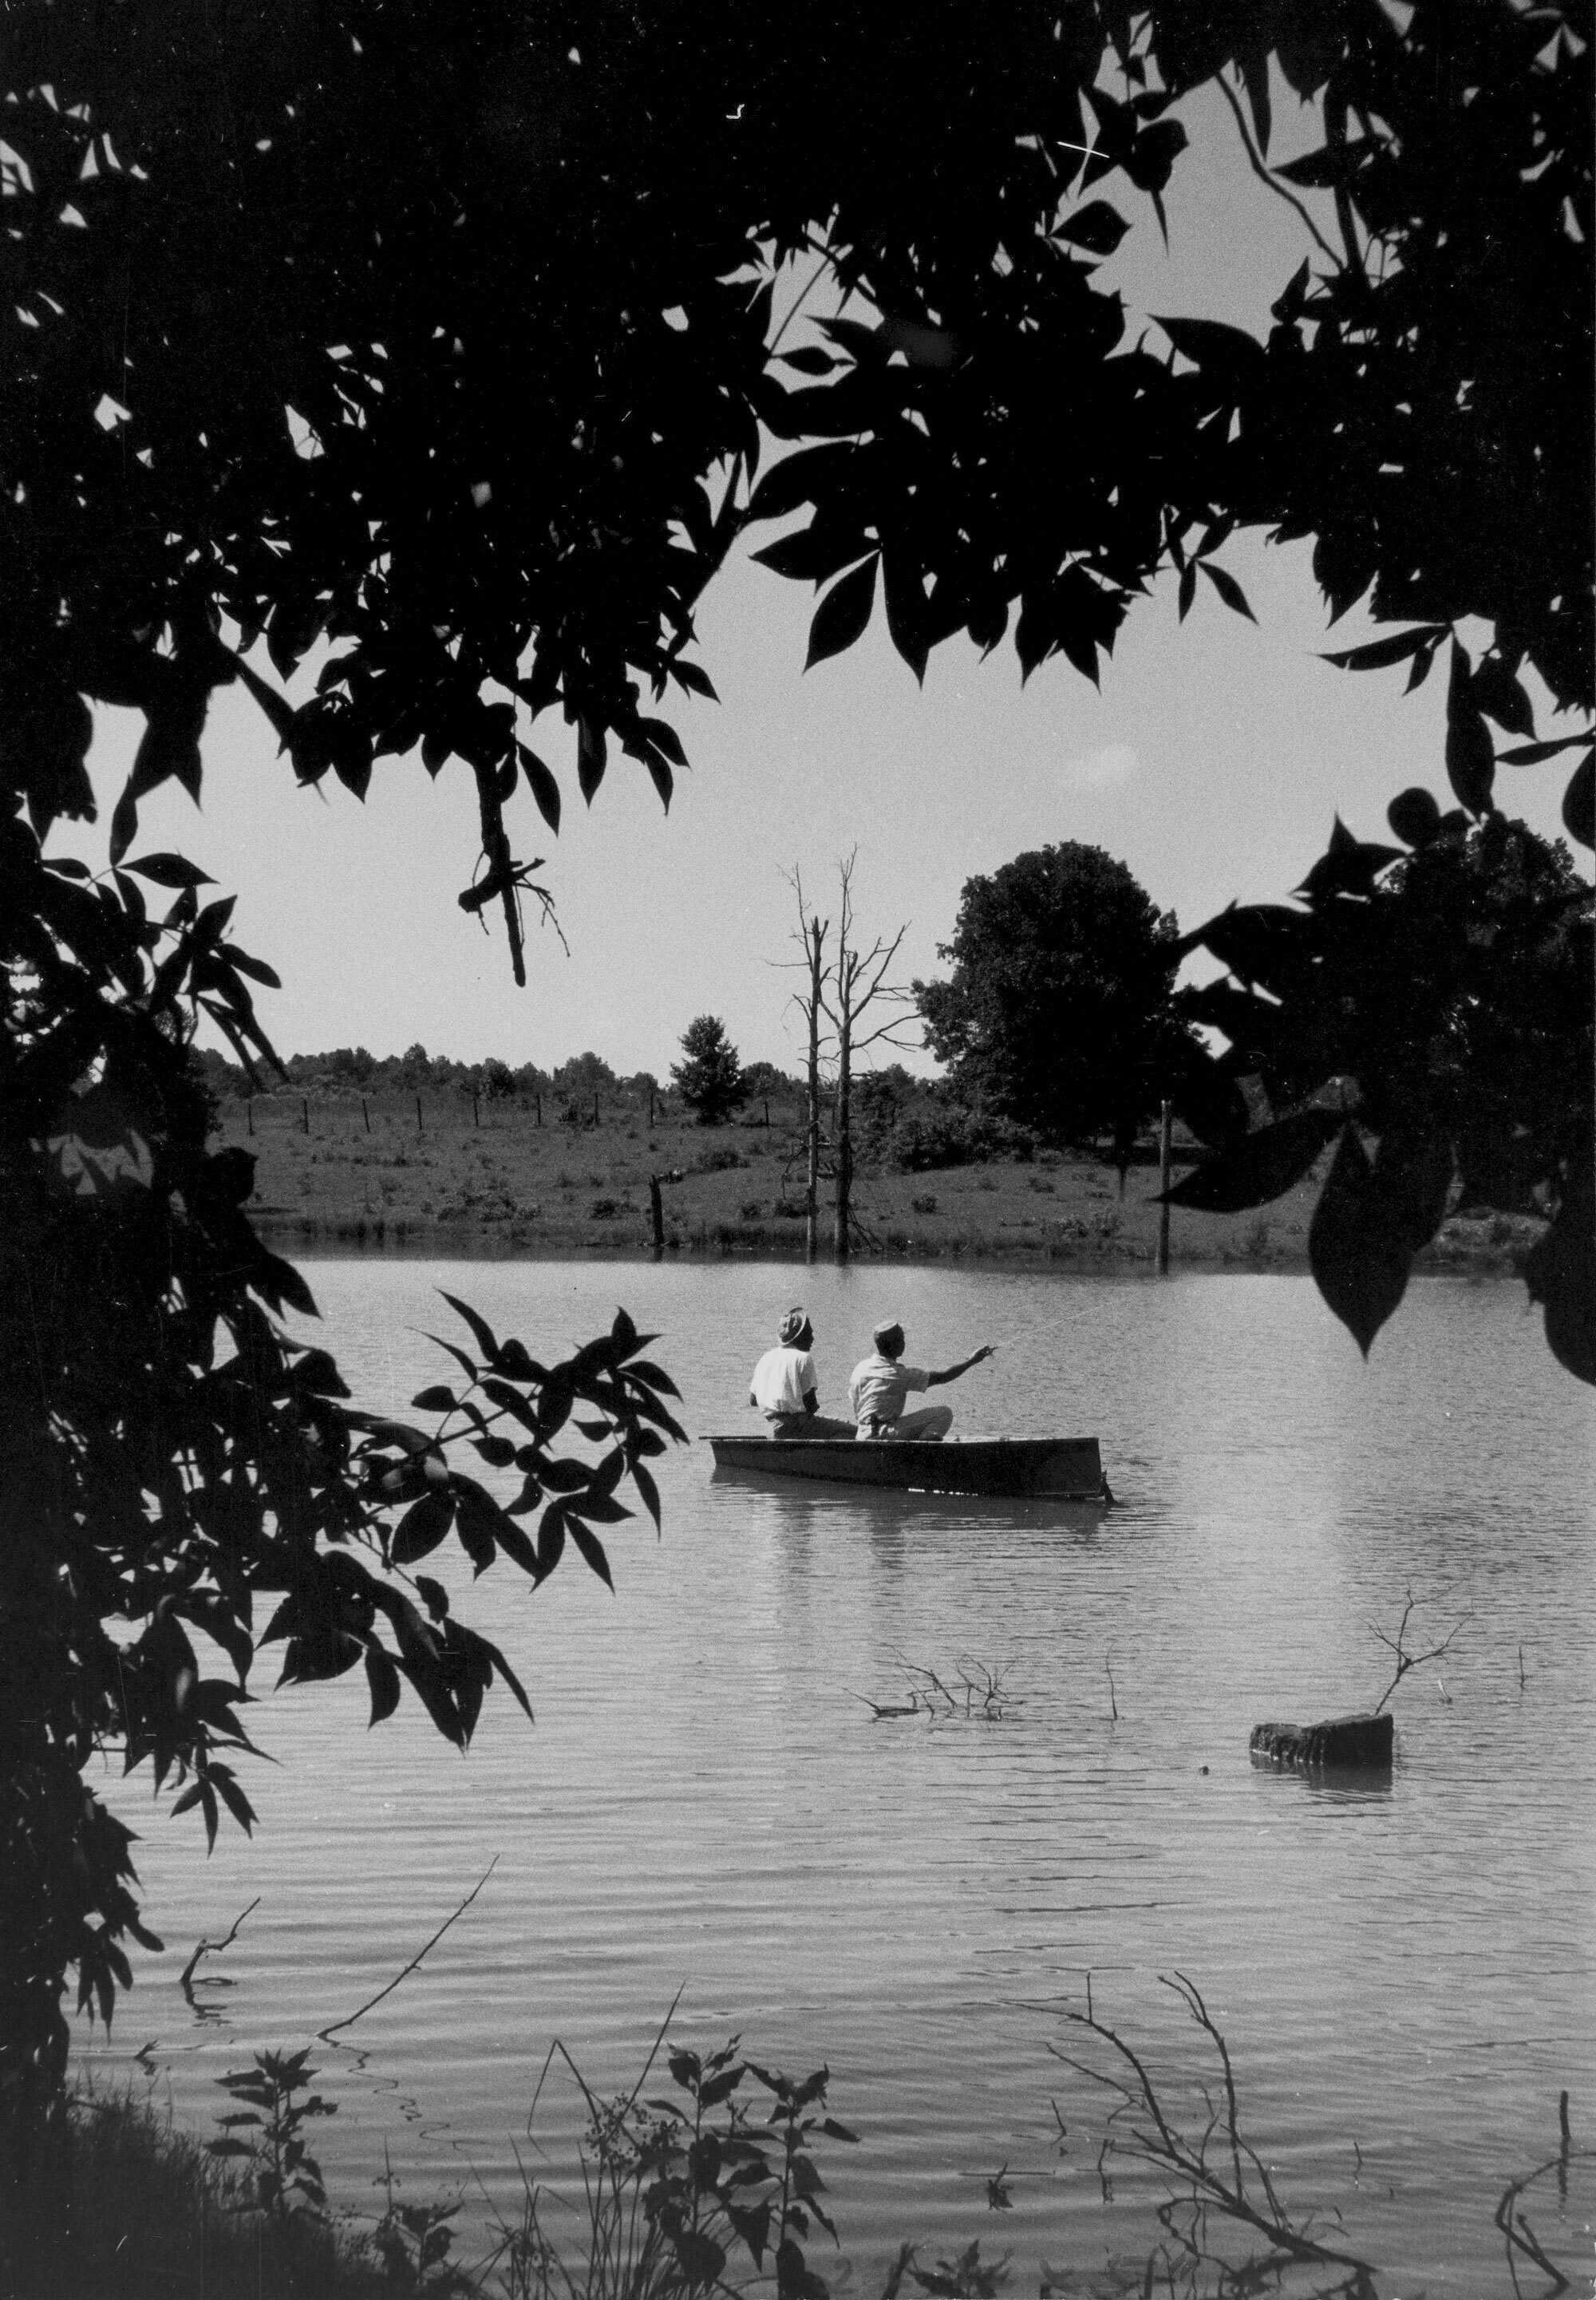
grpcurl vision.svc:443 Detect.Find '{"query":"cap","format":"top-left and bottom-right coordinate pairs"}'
top-left (778, 1307), bottom-right (808, 1346)
top-left (872, 1319), bottom-right (904, 1352)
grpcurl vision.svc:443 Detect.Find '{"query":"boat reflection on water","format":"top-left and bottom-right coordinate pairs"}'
top-left (708, 1456), bottom-right (1112, 1541)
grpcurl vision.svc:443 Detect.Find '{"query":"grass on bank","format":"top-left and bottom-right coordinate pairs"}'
top-left (22, 2085), bottom-right (405, 2300)
top-left (215, 1091), bottom-right (1539, 1272)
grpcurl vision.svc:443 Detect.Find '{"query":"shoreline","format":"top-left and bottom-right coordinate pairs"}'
top-left (219, 1093), bottom-right (1542, 1280)
top-left (251, 1208), bottom-right (1537, 1276)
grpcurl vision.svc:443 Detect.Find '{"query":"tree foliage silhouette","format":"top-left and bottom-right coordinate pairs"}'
top-left (2, 0), bottom-right (1592, 2248)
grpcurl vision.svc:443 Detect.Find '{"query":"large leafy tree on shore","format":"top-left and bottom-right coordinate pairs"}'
top-left (1, 0), bottom-right (1590, 2253)
top-left (917, 844), bottom-right (1194, 1172)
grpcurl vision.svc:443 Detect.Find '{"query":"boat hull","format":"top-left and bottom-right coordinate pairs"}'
top-left (705, 1434), bottom-right (1108, 1500)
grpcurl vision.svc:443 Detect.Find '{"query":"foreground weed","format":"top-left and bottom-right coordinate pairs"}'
top-left (481, 2023), bottom-right (857, 2300)
top-left (208, 2046), bottom-right (338, 2219)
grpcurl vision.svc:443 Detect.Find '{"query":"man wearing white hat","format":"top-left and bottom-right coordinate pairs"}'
top-left (848, 1319), bottom-right (993, 1441)
top-left (749, 1308), bottom-right (855, 1439)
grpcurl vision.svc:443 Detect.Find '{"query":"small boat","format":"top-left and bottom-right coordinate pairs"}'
top-left (705, 1433), bottom-right (1110, 1500)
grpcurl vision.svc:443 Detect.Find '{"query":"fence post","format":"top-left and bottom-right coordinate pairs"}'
top-left (362, 1097), bottom-right (371, 1134)
top-left (535, 1093), bottom-right (542, 1128)
top-left (472, 1088), bottom-right (480, 1128)
top-left (649, 1175), bottom-right (665, 1259)
top-left (1157, 1099), bottom-right (1172, 1276)
top-left (416, 1094), bottom-right (424, 1135)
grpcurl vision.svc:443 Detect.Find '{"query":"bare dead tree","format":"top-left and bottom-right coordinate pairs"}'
top-left (1370, 1587), bottom-right (1468, 1714)
top-left (780, 867), bottom-right (832, 1265)
top-left (1049, 1973), bottom-right (1378, 2297)
top-left (822, 852), bottom-right (917, 1264)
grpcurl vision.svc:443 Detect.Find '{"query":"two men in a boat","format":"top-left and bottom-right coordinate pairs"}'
top-left (750, 1309), bottom-right (993, 1442)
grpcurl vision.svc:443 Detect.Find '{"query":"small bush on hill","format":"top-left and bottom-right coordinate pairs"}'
top-left (887, 1109), bottom-right (1036, 1172)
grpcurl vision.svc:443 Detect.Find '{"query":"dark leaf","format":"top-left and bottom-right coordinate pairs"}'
top-left (230, 650), bottom-right (300, 749)
top-left (1161, 1107), bottom-right (1342, 1212)
top-left (122, 853), bottom-right (217, 889)
top-left (1497, 733), bottom-right (1594, 766)
top-left (1321, 626), bottom-right (1447, 674)
top-left (1199, 561), bottom-right (1255, 622)
top-left (365, 1644), bottom-right (401, 1726)
top-left (451, 1491), bottom-right (497, 1574)
top-left (577, 719), bottom-right (608, 805)
top-left (391, 1492), bottom-right (455, 1565)
top-left (778, 346), bottom-right (843, 376)
top-left (673, 2231), bottom-right (727, 2287)
top-left (1523, 1160), bottom-right (1595, 1385)
top-left (223, 946), bottom-right (282, 989)
top-left (1169, 1047), bottom-right (1251, 1148)
top-left (537, 1510), bottom-right (567, 1578)
top-left (1276, 137), bottom-right (1377, 188)
top-left (1295, 817), bottom-right (1402, 902)
top-left (1387, 786), bottom-right (1443, 848)
top-left (632, 1460), bottom-right (662, 1529)
top-left (570, 1493), bottom-right (631, 1523)
top-left (440, 1291), bottom-right (501, 1369)
top-left (1372, 1126), bottom-right (1455, 1258)
top-left (411, 1385), bottom-right (458, 1413)
top-left (1470, 658), bottom-right (1535, 737)
top-left (519, 744), bottom-right (562, 833)
top-left (1057, 200), bottom-right (1129, 255)
top-left (539, 1457), bottom-right (593, 1493)
top-left (635, 716), bottom-right (687, 768)
top-left (1445, 645), bottom-right (1495, 815)
top-left (1187, 902), bottom-right (1317, 995)
top-left (567, 1522), bottom-right (614, 1587)
top-left (751, 528), bottom-right (870, 585)
top-left (745, 443), bottom-right (857, 525)
top-left (1404, 642), bottom-right (1441, 694)
top-left (1562, 753), bottom-right (1594, 849)
top-left (1308, 1124), bottom-right (1413, 1356)
top-left (1156, 314), bottom-right (1266, 386)
top-left (625, 1359), bottom-right (680, 1397)
top-left (805, 556), bottom-right (879, 671)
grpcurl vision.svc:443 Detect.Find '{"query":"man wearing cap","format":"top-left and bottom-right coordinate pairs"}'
top-left (848, 1320), bottom-right (994, 1440)
top-left (749, 1309), bottom-right (855, 1439)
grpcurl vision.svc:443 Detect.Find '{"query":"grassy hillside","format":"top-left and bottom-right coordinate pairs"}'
top-left (217, 1089), bottom-right (1535, 1272)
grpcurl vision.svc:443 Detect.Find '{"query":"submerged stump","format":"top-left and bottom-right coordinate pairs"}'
top-left (1249, 1712), bottom-right (1394, 1770)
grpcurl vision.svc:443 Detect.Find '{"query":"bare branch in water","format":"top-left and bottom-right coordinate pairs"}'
top-left (318, 1858), bottom-right (497, 2040)
top-left (877, 1651), bottom-right (1018, 1721)
top-left (1049, 1972), bottom-right (1379, 2295)
top-left (1370, 1586), bottom-right (1468, 1713)
top-left (180, 1896), bottom-right (261, 2003)
top-left (1495, 2102), bottom-right (1595, 2300)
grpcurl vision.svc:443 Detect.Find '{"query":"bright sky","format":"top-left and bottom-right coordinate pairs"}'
top-left (57, 82), bottom-right (1582, 1081)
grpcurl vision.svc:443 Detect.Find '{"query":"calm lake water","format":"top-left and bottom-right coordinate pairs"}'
top-left (81, 1262), bottom-right (1595, 2295)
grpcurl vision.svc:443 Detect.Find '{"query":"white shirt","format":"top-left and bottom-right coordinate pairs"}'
top-left (750, 1345), bottom-right (818, 1418)
top-left (848, 1354), bottom-right (930, 1427)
